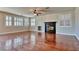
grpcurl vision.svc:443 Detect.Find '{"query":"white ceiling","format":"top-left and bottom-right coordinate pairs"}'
top-left (0, 7), bottom-right (75, 17)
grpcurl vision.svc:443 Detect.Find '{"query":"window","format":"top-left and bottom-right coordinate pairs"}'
top-left (5, 16), bottom-right (12, 26)
top-left (5, 15), bottom-right (30, 27)
top-left (24, 18), bottom-right (29, 26)
top-left (30, 18), bottom-right (36, 26)
top-left (14, 17), bottom-right (17, 26)
top-left (17, 17), bottom-right (23, 26)
top-left (14, 17), bottom-right (23, 26)
top-left (59, 14), bottom-right (72, 27)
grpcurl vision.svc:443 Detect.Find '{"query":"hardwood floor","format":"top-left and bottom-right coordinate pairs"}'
top-left (0, 31), bottom-right (78, 51)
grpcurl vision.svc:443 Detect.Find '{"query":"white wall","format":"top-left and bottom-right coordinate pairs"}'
top-left (56, 11), bottom-right (75, 35)
top-left (75, 8), bottom-right (79, 40)
top-left (35, 14), bottom-right (58, 32)
top-left (35, 11), bottom-right (75, 35)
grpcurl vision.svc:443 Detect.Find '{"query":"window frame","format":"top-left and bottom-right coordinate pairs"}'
top-left (30, 17), bottom-right (36, 26)
top-left (14, 16), bottom-right (24, 26)
top-left (58, 13), bottom-right (72, 27)
top-left (5, 15), bottom-right (13, 26)
top-left (24, 17), bottom-right (29, 26)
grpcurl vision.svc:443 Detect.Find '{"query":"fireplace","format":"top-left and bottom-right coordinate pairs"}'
top-left (38, 26), bottom-right (41, 31)
top-left (45, 22), bottom-right (56, 42)
top-left (45, 22), bottom-right (56, 34)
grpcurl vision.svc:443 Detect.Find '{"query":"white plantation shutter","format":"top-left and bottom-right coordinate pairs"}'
top-left (24, 18), bottom-right (29, 26)
top-left (5, 16), bottom-right (12, 26)
top-left (59, 14), bottom-right (72, 27)
top-left (31, 18), bottom-right (36, 26)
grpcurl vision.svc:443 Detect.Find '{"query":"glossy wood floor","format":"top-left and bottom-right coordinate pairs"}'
top-left (0, 31), bottom-right (79, 51)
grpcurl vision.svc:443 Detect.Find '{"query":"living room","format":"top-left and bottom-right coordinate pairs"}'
top-left (0, 7), bottom-right (79, 51)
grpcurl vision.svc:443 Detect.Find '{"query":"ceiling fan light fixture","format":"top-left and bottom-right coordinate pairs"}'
top-left (32, 7), bottom-right (49, 16)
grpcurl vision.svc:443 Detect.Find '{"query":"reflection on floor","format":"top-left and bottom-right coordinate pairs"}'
top-left (0, 31), bottom-right (79, 51)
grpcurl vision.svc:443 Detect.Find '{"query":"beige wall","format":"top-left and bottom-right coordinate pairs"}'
top-left (0, 12), bottom-right (29, 34)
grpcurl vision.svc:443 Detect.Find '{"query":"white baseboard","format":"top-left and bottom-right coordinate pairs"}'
top-left (74, 34), bottom-right (79, 40)
top-left (33, 30), bottom-right (45, 33)
top-left (57, 33), bottom-right (79, 40)
top-left (37, 31), bottom-right (45, 33)
top-left (0, 30), bottom-right (44, 35)
top-left (0, 30), bottom-right (28, 35)
top-left (57, 33), bottom-right (75, 36)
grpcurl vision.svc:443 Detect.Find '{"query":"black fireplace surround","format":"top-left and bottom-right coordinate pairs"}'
top-left (45, 22), bottom-right (56, 34)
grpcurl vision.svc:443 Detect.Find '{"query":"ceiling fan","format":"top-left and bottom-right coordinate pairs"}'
top-left (31, 7), bottom-right (49, 16)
